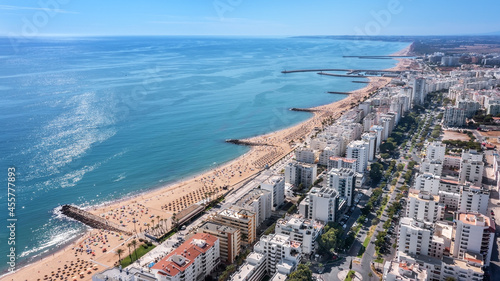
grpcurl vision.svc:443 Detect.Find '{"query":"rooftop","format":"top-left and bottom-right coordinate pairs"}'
top-left (151, 233), bottom-right (218, 277)
top-left (458, 212), bottom-right (493, 228)
top-left (199, 221), bottom-right (239, 234)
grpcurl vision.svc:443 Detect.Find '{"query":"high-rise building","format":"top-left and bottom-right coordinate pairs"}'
top-left (444, 106), bottom-right (466, 127)
top-left (411, 78), bottom-right (426, 105)
top-left (284, 161), bottom-right (318, 188)
top-left (151, 233), bottom-right (220, 281)
top-left (458, 185), bottom-right (489, 215)
top-left (235, 189), bottom-right (271, 226)
top-left (397, 217), bottom-right (433, 256)
top-left (305, 187), bottom-right (339, 223)
top-left (453, 212), bottom-right (495, 265)
top-left (212, 208), bottom-right (257, 245)
top-left (426, 141), bottom-right (446, 162)
top-left (327, 168), bottom-right (355, 206)
top-left (406, 190), bottom-right (445, 223)
top-left (261, 176), bottom-right (285, 211)
top-left (459, 150), bottom-right (484, 185)
top-left (361, 132), bottom-right (377, 161)
top-left (346, 140), bottom-right (369, 173)
top-left (252, 234), bottom-right (302, 276)
top-left (198, 222), bottom-right (240, 264)
top-left (294, 147), bottom-right (316, 164)
top-left (275, 214), bottom-right (324, 254)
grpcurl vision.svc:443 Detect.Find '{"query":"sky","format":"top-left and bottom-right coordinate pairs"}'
top-left (1, 0), bottom-right (500, 37)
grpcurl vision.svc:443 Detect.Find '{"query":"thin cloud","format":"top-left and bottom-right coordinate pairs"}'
top-left (0, 4), bottom-right (78, 14)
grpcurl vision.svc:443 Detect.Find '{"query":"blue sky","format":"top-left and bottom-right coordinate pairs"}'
top-left (1, 0), bottom-right (500, 36)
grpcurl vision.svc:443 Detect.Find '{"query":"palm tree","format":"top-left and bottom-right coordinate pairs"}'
top-left (116, 248), bottom-right (124, 265)
top-left (127, 243), bottom-right (132, 261)
top-left (131, 240), bottom-right (138, 261)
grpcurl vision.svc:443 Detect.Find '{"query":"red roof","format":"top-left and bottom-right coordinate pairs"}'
top-left (151, 233), bottom-right (218, 276)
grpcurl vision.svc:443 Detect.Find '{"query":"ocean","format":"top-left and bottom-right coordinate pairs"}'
top-left (0, 36), bottom-right (409, 273)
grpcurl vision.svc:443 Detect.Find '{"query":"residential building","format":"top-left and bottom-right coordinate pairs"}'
top-left (327, 168), bottom-right (355, 206)
top-left (212, 208), bottom-right (257, 244)
top-left (284, 161), bottom-right (317, 188)
top-left (426, 142), bottom-right (446, 162)
top-left (361, 132), bottom-right (377, 161)
top-left (459, 150), bottom-right (484, 185)
top-left (305, 187), bottom-right (340, 223)
top-left (453, 212), bottom-right (495, 265)
top-left (420, 160), bottom-right (443, 176)
top-left (406, 190), bottom-right (445, 223)
top-left (414, 173), bottom-right (440, 195)
top-left (275, 214), bottom-right (325, 254)
top-left (295, 147), bottom-right (315, 164)
top-left (230, 252), bottom-right (266, 281)
top-left (382, 260), bottom-right (429, 281)
top-left (261, 176), bottom-right (285, 211)
top-left (458, 185), bottom-right (489, 215)
top-left (235, 188), bottom-right (271, 226)
top-left (397, 217), bottom-right (433, 256)
top-left (253, 234), bottom-right (302, 276)
top-left (151, 233), bottom-right (220, 281)
top-left (444, 106), bottom-right (466, 127)
top-left (346, 140), bottom-right (369, 173)
top-left (441, 253), bottom-right (484, 281)
top-left (327, 156), bottom-right (356, 172)
top-left (198, 222), bottom-right (240, 264)
top-left (412, 77), bottom-right (426, 105)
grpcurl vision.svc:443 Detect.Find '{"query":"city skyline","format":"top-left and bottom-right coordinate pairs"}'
top-left (1, 0), bottom-right (500, 37)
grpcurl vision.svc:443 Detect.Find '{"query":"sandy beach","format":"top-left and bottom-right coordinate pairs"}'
top-left (1, 44), bottom-right (412, 281)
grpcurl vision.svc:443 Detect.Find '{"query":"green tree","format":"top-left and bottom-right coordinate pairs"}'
top-left (370, 162), bottom-right (383, 184)
top-left (131, 239), bottom-right (138, 261)
top-left (288, 264), bottom-right (313, 281)
top-left (116, 248), bottom-right (124, 265)
top-left (319, 227), bottom-right (339, 253)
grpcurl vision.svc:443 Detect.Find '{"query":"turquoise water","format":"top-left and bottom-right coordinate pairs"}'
top-left (0, 36), bottom-right (409, 273)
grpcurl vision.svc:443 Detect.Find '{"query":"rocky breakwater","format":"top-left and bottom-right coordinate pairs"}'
top-left (61, 205), bottom-right (132, 235)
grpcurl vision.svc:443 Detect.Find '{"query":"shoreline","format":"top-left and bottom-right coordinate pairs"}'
top-left (1, 43), bottom-right (412, 281)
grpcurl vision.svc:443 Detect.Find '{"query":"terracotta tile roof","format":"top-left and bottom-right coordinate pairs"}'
top-left (151, 233), bottom-right (218, 276)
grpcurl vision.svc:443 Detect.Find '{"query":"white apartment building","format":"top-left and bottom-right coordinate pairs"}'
top-left (438, 190), bottom-right (460, 210)
top-left (261, 176), bottom-right (285, 211)
top-left (458, 185), bottom-right (489, 215)
top-left (369, 125), bottom-right (384, 150)
top-left (383, 260), bottom-right (429, 281)
top-left (397, 217), bottom-right (433, 256)
top-left (327, 167), bottom-right (355, 206)
top-left (419, 160), bottom-right (443, 176)
top-left (346, 140), bottom-right (369, 173)
top-left (441, 254), bottom-right (484, 281)
top-left (305, 187), bottom-right (339, 223)
top-left (444, 106), bottom-right (466, 127)
top-left (327, 156), bottom-right (356, 172)
top-left (426, 142), bottom-right (446, 162)
top-left (275, 214), bottom-right (324, 254)
top-left (406, 190), bottom-right (445, 223)
top-left (453, 212), bottom-right (495, 265)
top-left (439, 177), bottom-right (462, 193)
top-left (361, 132), bottom-right (377, 161)
top-left (151, 233), bottom-right (220, 281)
top-left (414, 173), bottom-right (441, 195)
top-left (295, 147), bottom-right (316, 164)
top-left (235, 188), bottom-right (271, 226)
top-left (230, 252), bottom-right (266, 281)
top-left (253, 234), bottom-right (302, 276)
top-left (459, 150), bottom-right (484, 185)
top-left (284, 161), bottom-right (318, 188)
top-left (412, 77), bottom-right (427, 105)
top-left (430, 222), bottom-right (453, 259)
